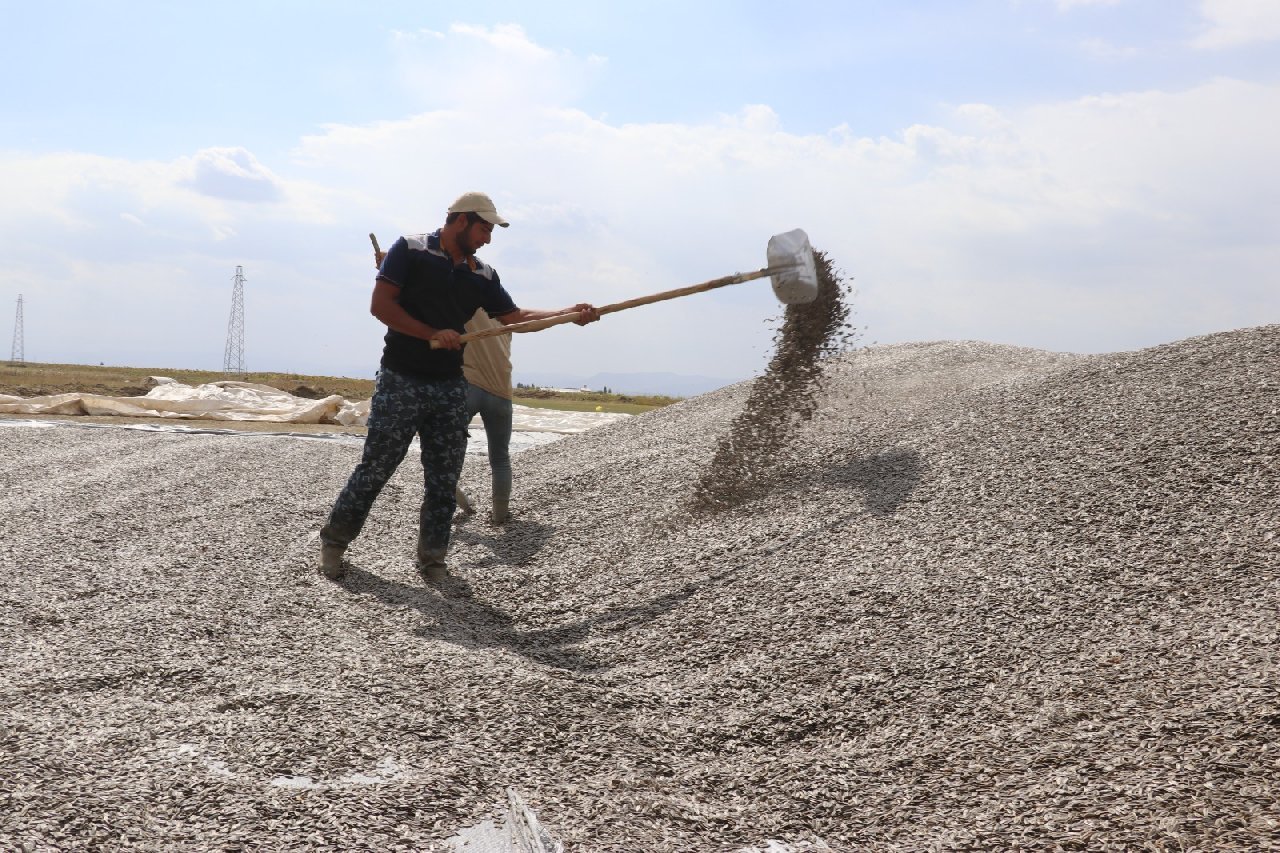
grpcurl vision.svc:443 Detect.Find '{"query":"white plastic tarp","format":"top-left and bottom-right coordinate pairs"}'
top-left (0, 378), bottom-right (630, 434)
top-left (0, 379), bottom-right (367, 425)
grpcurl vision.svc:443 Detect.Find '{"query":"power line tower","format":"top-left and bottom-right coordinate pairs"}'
top-left (223, 266), bottom-right (246, 376)
top-left (9, 294), bottom-right (23, 365)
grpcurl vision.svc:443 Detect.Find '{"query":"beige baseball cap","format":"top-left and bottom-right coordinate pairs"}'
top-left (447, 191), bottom-right (510, 227)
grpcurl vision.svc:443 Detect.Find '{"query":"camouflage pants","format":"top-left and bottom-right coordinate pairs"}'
top-left (320, 368), bottom-right (469, 554)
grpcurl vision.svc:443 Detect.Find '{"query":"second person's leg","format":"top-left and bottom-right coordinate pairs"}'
top-left (476, 388), bottom-right (514, 522)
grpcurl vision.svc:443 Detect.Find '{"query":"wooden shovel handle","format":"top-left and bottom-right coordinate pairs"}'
top-left (430, 266), bottom-right (775, 348)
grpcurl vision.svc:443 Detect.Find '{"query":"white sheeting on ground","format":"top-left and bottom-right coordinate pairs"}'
top-left (0, 378), bottom-right (367, 425)
top-left (0, 378), bottom-right (630, 435)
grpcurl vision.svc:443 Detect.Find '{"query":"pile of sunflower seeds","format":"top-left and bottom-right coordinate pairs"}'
top-left (1, 323), bottom-right (1276, 851)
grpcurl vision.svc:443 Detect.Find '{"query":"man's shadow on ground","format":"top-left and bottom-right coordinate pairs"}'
top-left (338, 562), bottom-right (697, 675)
top-left (447, 515), bottom-right (555, 569)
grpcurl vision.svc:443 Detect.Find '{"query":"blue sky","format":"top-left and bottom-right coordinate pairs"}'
top-left (2, 0), bottom-right (1278, 384)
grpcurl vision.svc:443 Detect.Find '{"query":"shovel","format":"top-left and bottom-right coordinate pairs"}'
top-left (370, 229), bottom-right (819, 348)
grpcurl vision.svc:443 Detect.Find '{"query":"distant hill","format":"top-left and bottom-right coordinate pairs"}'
top-left (514, 371), bottom-right (741, 398)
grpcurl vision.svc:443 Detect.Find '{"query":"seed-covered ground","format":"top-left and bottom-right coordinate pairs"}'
top-left (1, 325), bottom-right (1277, 851)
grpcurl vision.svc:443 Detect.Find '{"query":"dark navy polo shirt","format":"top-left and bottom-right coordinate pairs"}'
top-left (376, 230), bottom-right (518, 380)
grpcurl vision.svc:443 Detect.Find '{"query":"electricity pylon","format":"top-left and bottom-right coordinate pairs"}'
top-left (223, 266), bottom-right (246, 375)
top-left (9, 294), bottom-right (23, 365)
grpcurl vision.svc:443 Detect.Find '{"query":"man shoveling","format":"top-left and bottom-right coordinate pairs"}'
top-left (318, 192), bottom-right (599, 582)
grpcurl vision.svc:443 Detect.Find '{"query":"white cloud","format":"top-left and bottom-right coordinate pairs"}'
top-left (1193, 0), bottom-right (1280, 48)
top-left (180, 147), bottom-right (284, 203)
top-left (390, 23), bottom-right (602, 112)
top-left (0, 145), bottom-right (371, 372)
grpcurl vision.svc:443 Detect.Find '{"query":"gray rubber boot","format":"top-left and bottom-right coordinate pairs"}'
top-left (416, 538), bottom-right (449, 583)
top-left (318, 543), bottom-right (346, 580)
top-left (491, 491), bottom-right (511, 524)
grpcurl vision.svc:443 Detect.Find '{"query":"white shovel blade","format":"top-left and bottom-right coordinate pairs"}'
top-left (766, 228), bottom-right (819, 304)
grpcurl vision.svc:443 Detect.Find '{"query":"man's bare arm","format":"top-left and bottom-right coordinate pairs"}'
top-left (370, 279), bottom-right (462, 349)
top-left (496, 304), bottom-right (600, 326)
